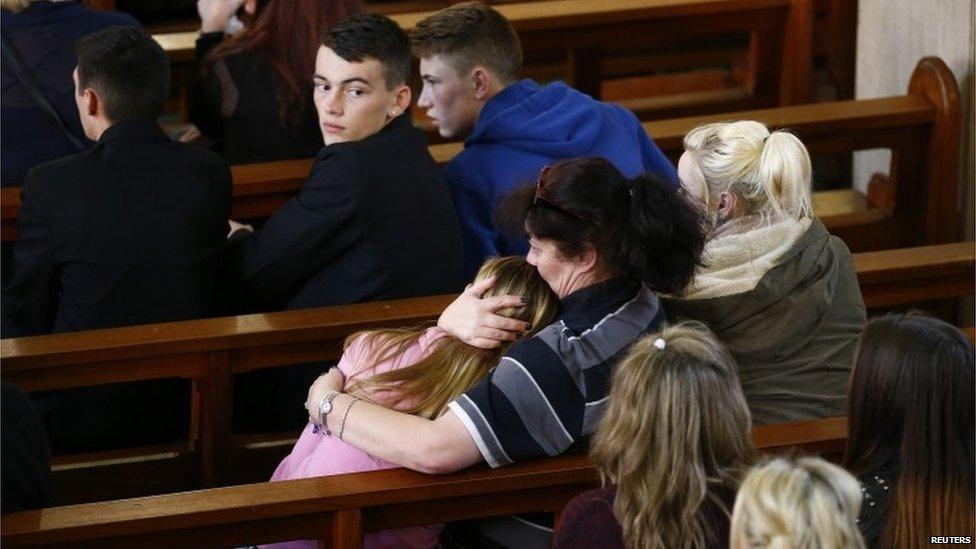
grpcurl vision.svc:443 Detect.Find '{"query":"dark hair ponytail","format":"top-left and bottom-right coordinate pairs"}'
top-left (496, 157), bottom-right (706, 294)
top-left (623, 172), bottom-right (705, 294)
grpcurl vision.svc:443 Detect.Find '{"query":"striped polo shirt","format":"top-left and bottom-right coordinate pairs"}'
top-left (448, 277), bottom-right (665, 468)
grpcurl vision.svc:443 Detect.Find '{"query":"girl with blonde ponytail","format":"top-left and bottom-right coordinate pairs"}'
top-left (553, 321), bottom-right (757, 549)
top-left (663, 120), bottom-right (866, 425)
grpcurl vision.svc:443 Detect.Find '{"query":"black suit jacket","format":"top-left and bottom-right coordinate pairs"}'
top-left (3, 120), bottom-right (232, 335)
top-left (234, 114), bottom-right (465, 310)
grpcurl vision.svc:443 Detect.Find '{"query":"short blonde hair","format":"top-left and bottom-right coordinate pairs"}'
top-left (591, 321), bottom-right (756, 549)
top-left (683, 120), bottom-right (813, 220)
top-left (730, 456), bottom-right (865, 549)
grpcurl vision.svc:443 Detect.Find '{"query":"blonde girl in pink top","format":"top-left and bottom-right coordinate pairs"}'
top-left (266, 256), bottom-right (560, 549)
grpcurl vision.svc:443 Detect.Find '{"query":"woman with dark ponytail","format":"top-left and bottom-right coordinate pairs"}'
top-left (303, 156), bottom-right (706, 547)
top-left (492, 156), bottom-right (705, 298)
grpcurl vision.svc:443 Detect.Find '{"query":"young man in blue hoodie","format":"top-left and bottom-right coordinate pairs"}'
top-left (412, 1), bottom-right (678, 278)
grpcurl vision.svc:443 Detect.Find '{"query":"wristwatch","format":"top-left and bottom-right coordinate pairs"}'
top-left (318, 391), bottom-right (341, 434)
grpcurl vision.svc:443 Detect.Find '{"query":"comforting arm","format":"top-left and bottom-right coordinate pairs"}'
top-left (309, 370), bottom-right (482, 474)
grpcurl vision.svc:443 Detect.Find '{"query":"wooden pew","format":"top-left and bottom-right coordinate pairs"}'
top-left (223, 56), bottom-right (959, 253)
top-left (155, 0), bottom-right (813, 116)
top-left (2, 57), bottom-right (955, 250)
top-left (1, 242), bottom-right (971, 504)
top-left (0, 416), bottom-right (846, 548)
top-left (227, 56), bottom-right (965, 253)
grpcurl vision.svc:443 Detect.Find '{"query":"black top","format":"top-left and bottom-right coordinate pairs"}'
top-left (2, 120), bottom-right (232, 335)
top-left (189, 32), bottom-right (322, 164)
top-left (856, 462), bottom-right (899, 548)
top-left (0, 1), bottom-right (139, 187)
top-left (234, 113), bottom-right (465, 310)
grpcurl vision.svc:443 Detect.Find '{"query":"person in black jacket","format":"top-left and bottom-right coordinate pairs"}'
top-left (2, 27), bottom-right (232, 453)
top-left (232, 13), bottom-right (463, 310)
top-left (230, 13), bottom-right (464, 431)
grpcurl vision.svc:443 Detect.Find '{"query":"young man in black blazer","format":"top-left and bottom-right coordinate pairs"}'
top-left (2, 27), bottom-right (231, 453)
top-left (231, 13), bottom-right (464, 312)
top-left (229, 14), bottom-right (464, 432)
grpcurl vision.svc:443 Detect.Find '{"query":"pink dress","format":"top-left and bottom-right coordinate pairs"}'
top-left (264, 327), bottom-right (448, 549)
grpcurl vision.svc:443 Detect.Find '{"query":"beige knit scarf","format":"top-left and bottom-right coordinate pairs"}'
top-left (682, 215), bottom-right (812, 300)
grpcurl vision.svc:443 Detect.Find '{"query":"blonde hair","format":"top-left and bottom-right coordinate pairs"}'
top-left (591, 321), bottom-right (757, 549)
top-left (683, 120), bottom-right (813, 220)
top-left (730, 456), bottom-right (866, 549)
top-left (1, 0), bottom-right (32, 12)
top-left (345, 256), bottom-right (559, 419)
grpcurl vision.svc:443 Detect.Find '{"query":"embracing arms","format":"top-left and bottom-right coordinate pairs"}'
top-left (304, 278), bottom-right (529, 473)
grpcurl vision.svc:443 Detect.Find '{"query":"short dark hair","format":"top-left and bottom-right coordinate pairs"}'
top-left (411, 1), bottom-right (522, 83)
top-left (75, 26), bottom-right (170, 122)
top-left (497, 157), bottom-right (706, 294)
top-left (321, 13), bottom-right (410, 90)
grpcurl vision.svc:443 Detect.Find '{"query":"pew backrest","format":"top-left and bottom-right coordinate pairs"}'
top-left (0, 416), bottom-right (847, 548)
top-left (0, 242), bottom-right (971, 504)
top-left (227, 57), bottom-right (960, 252)
top-left (3, 58), bottom-right (957, 251)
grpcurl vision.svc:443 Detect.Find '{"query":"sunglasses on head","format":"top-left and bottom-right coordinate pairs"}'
top-left (533, 165), bottom-right (595, 226)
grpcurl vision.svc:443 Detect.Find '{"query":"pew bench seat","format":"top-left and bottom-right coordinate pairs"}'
top-left (1, 416), bottom-right (847, 548)
top-left (0, 242), bottom-right (970, 504)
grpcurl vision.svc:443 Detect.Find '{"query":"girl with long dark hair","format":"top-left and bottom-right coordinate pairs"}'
top-left (189, 0), bottom-right (359, 162)
top-left (843, 313), bottom-right (975, 548)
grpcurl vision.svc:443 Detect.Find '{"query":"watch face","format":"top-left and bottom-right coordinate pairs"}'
top-left (320, 400), bottom-right (332, 415)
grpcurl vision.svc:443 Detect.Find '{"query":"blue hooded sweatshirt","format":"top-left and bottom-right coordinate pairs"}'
top-left (443, 79), bottom-right (678, 278)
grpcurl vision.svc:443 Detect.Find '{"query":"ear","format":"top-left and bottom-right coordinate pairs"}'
top-left (717, 191), bottom-right (739, 219)
top-left (387, 83), bottom-right (412, 119)
top-left (83, 88), bottom-right (99, 117)
top-left (575, 244), bottom-right (599, 273)
top-left (471, 67), bottom-right (492, 100)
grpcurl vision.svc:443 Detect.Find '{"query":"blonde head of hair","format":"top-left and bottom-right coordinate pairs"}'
top-left (591, 321), bottom-right (757, 549)
top-left (345, 256), bottom-right (560, 419)
top-left (1, 0), bottom-right (33, 12)
top-left (730, 456), bottom-right (866, 549)
top-left (683, 120), bottom-right (813, 221)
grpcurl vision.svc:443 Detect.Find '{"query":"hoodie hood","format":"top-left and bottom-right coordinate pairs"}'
top-left (466, 79), bottom-right (636, 159)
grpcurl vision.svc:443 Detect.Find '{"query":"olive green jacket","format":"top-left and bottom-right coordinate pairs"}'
top-left (662, 219), bottom-right (865, 425)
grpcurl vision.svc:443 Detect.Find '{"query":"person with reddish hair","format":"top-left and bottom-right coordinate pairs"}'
top-left (843, 313), bottom-right (974, 548)
top-left (189, 0), bottom-right (359, 163)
